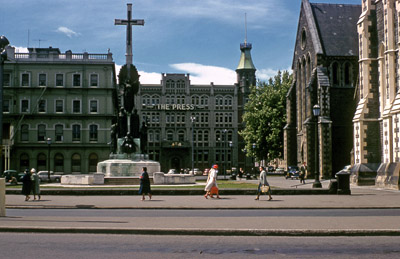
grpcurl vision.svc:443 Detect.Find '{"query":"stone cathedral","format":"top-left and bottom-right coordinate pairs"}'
top-left (284, 0), bottom-right (360, 179)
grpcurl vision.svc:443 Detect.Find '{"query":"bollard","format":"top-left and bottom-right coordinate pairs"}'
top-left (0, 178), bottom-right (5, 216)
top-left (336, 171), bottom-right (351, 195)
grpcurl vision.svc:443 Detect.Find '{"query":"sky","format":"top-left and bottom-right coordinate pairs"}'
top-left (1, 0), bottom-right (361, 85)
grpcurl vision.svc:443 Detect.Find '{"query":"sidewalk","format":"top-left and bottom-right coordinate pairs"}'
top-left (2, 178), bottom-right (400, 236)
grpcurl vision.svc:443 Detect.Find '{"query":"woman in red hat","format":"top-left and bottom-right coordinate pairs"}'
top-left (204, 164), bottom-right (220, 199)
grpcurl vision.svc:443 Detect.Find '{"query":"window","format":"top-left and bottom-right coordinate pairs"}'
top-left (38, 124), bottom-right (46, 141)
top-left (71, 153), bottom-right (81, 173)
top-left (178, 130), bottom-right (185, 141)
top-left (167, 130), bottom-right (173, 141)
top-left (55, 74), bottom-right (64, 87)
top-left (3, 99), bottom-right (10, 112)
top-left (89, 153), bottom-right (98, 172)
top-left (21, 73), bottom-right (30, 87)
top-left (89, 124), bottom-right (98, 141)
top-left (55, 100), bottom-right (64, 113)
top-left (90, 100), bottom-right (98, 113)
top-left (21, 124), bottom-right (29, 141)
top-left (37, 153), bottom-right (47, 171)
top-left (72, 124), bottom-right (81, 141)
top-left (73, 74), bottom-right (81, 87)
top-left (20, 153), bottom-right (29, 171)
top-left (3, 73), bottom-right (10, 86)
top-left (38, 100), bottom-right (46, 113)
top-left (55, 124), bottom-right (63, 142)
top-left (73, 100), bottom-right (81, 113)
top-left (90, 74), bottom-right (98, 87)
top-left (21, 100), bottom-right (29, 113)
top-left (54, 153), bottom-right (64, 172)
top-left (38, 73), bottom-right (47, 86)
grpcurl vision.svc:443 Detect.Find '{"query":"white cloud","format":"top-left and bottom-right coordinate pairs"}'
top-left (170, 63), bottom-right (236, 85)
top-left (256, 67), bottom-right (292, 81)
top-left (138, 71), bottom-right (162, 84)
top-left (56, 26), bottom-right (80, 38)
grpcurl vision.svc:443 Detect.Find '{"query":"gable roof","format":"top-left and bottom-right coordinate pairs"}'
top-left (311, 2), bottom-right (361, 56)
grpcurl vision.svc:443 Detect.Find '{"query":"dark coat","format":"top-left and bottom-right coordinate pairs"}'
top-left (21, 173), bottom-right (32, 196)
top-left (138, 171), bottom-right (151, 195)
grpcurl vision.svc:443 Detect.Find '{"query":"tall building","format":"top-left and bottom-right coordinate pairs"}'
top-left (137, 42), bottom-right (256, 173)
top-left (2, 46), bottom-right (116, 174)
top-left (284, 0), bottom-right (360, 179)
top-left (353, 0), bottom-right (400, 189)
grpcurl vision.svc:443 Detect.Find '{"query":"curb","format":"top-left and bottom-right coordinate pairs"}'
top-left (1, 226), bottom-right (399, 236)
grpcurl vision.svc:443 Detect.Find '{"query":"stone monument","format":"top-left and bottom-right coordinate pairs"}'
top-left (97, 3), bottom-right (160, 179)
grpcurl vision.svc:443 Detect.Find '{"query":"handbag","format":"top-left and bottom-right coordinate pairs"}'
top-left (261, 185), bottom-right (270, 193)
top-left (210, 186), bottom-right (219, 195)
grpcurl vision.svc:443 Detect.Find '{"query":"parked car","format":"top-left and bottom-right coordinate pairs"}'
top-left (1, 170), bottom-right (25, 183)
top-left (268, 166), bottom-right (275, 172)
top-left (167, 169), bottom-right (177, 174)
top-left (37, 171), bottom-right (63, 183)
top-left (188, 168), bottom-right (203, 176)
top-left (285, 166), bottom-right (299, 180)
top-left (274, 167), bottom-right (285, 175)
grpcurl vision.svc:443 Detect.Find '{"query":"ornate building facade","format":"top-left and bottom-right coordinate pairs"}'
top-left (284, 0), bottom-right (360, 179)
top-left (354, 0), bottom-right (400, 188)
top-left (2, 46), bottom-right (116, 173)
top-left (137, 42), bottom-right (256, 173)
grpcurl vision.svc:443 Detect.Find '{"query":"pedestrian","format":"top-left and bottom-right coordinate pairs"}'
top-left (238, 167), bottom-right (244, 179)
top-left (31, 168), bottom-right (41, 200)
top-left (21, 169), bottom-right (32, 201)
top-left (300, 162), bottom-right (307, 184)
top-left (204, 164), bottom-right (220, 199)
top-left (255, 166), bottom-right (272, 201)
top-left (138, 167), bottom-right (152, 201)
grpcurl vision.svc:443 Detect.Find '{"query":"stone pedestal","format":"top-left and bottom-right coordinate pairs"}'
top-left (93, 173), bottom-right (105, 185)
top-left (0, 178), bottom-right (6, 217)
top-left (153, 172), bottom-right (196, 184)
top-left (61, 175), bottom-right (94, 185)
top-left (97, 158), bottom-right (160, 177)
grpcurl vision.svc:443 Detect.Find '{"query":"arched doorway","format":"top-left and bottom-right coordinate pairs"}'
top-left (171, 157), bottom-right (180, 172)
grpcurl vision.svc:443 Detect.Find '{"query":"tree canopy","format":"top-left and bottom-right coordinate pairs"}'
top-left (240, 70), bottom-right (292, 162)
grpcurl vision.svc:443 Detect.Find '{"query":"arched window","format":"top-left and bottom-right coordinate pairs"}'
top-left (54, 153), bottom-right (64, 172)
top-left (331, 62), bottom-right (340, 86)
top-left (178, 130), bottom-right (185, 141)
top-left (38, 124), bottom-right (46, 141)
top-left (37, 153), bottom-right (46, 171)
top-left (20, 153), bottom-right (29, 172)
top-left (71, 153), bottom-right (81, 173)
top-left (21, 124), bottom-right (29, 141)
top-left (344, 62), bottom-right (352, 86)
top-left (88, 153), bottom-right (98, 173)
top-left (166, 130), bottom-right (174, 141)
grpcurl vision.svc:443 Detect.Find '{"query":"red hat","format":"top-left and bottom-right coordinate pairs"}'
top-left (213, 164), bottom-right (218, 169)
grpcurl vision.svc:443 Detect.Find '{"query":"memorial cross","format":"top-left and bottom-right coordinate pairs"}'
top-left (115, 3), bottom-right (144, 80)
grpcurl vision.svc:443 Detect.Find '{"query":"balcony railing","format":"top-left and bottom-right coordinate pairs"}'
top-left (13, 51), bottom-right (112, 62)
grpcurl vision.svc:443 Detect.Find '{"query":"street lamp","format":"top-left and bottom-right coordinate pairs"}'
top-left (223, 129), bottom-right (227, 179)
top-left (0, 35), bottom-right (10, 173)
top-left (252, 143), bottom-right (256, 178)
top-left (312, 104), bottom-right (322, 188)
top-left (190, 115), bottom-right (196, 174)
top-left (47, 137), bottom-right (52, 182)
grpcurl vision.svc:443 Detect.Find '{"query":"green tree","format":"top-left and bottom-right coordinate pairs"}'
top-left (240, 70), bottom-right (292, 162)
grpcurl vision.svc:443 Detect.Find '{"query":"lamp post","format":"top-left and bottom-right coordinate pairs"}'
top-left (47, 137), bottom-right (52, 182)
top-left (252, 143), bottom-right (256, 178)
top-left (223, 129), bottom-right (227, 179)
top-left (312, 104), bottom-right (322, 188)
top-left (0, 36), bottom-right (10, 173)
top-left (190, 115), bottom-right (196, 174)
top-left (229, 141), bottom-right (233, 178)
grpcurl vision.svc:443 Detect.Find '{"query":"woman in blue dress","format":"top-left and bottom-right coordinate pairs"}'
top-left (138, 167), bottom-right (152, 201)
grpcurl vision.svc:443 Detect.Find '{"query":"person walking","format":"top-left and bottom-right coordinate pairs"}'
top-left (255, 166), bottom-right (272, 201)
top-left (21, 169), bottom-right (32, 201)
top-left (31, 168), bottom-right (41, 200)
top-left (204, 164), bottom-right (220, 199)
top-left (300, 162), bottom-right (307, 184)
top-left (238, 167), bottom-right (244, 179)
top-left (138, 167), bottom-right (152, 201)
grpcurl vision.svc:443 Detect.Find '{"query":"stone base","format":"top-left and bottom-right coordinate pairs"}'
top-left (61, 175), bottom-right (94, 185)
top-left (97, 158), bottom-right (160, 177)
top-left (153, 172), bottom-right (196, 185)
top-left (350, 163), bottom-right (379, 186)
top-left (375, 162), bottom-right (400, 190)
